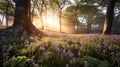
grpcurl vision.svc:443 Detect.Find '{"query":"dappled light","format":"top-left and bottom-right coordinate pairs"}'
top-left (32, 11), bottom-right (60, 32)
top-left (32, 11), bottom-right (75, 33)
top-left (0, 0), bottom-right (120, 67)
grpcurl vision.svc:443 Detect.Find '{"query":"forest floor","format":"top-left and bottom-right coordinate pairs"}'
top-left (0, 28), bottom-right (120, 67)
top-left (42, 30), bottom-right (101, 37)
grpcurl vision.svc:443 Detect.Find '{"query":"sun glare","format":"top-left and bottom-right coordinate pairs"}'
top-left (47, 17), bottom-right (53, 25)
top-left (33, 11), bottom-right (60, 31)
top-left (32, 10), bottom-right (73, 33)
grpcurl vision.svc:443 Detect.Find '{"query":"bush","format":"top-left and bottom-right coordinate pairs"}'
top-left (4, 56), bottom-right (31, 67)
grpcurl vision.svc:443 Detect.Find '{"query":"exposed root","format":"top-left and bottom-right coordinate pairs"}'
top-left (26, 24), bottom-right (43, 37)
top-left (0, 26), bottom-right (43, 44)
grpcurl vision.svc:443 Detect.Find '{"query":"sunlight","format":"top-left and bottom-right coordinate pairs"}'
top-left (32, 11), bottom-right (60, 31)
top-left (32, 10), bottom-right (74, 33)
top-left (33, 16), bottom-right (42, 29)
top-left (43, 14), bottom-right (60, 31)
top-left (47, 17), bottom-right (53, 25)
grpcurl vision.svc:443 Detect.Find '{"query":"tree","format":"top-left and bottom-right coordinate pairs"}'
top-left (65, 3), bottom-right (101, 33)
top-left (64, 5), bottom-right (80, 33)
top-left (102, 0), bottom-right (117, 34)
top-left (49, 0), bottom-right (68, 32)
top-left (72, 0), bottom-right (81, 33)
top-left (0, 0), bottom-right (14, 26)
top-left (13, 0), bottom-right (42, 36)
top-left (66, 0), bottom-right (105, 33)
top-left (31, 0), bottom-right (45, 29)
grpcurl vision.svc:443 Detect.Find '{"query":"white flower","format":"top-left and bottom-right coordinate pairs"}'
top-left (65, 64), bottom-right (69, 67)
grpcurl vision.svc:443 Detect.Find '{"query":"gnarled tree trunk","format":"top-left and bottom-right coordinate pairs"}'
top-left (13, 0), bottom-right (42, 36)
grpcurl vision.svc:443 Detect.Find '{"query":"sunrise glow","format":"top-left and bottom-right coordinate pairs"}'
top-left (32, 11), bottom-right (60, 31)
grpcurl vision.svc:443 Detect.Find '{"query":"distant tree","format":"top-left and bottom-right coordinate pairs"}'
top-left (31, 0), bottom-right (45, 29)
top-left (64, 5), bottom-right (80, 33)
top-left (72, 0), bottom-right (81, 33)
top-left (80, 5), bottom-right (101, 33)
top-left (65, 4), bottom-right (101, 33)
top-left (65, 0), bottom-right (105, 33)
top-left (49, 0), bottom-right (68, 32)
top-left (0, 0), bottom-right (14, 26)
top-left (92, 13), bottom-right (105, 33)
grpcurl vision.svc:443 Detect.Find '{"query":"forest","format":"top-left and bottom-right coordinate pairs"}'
top-left (0, 0), bottom-right (120, 67)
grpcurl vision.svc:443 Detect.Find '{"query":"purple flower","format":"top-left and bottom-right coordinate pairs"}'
top-left (3, 53), bottom-right (7, 58)
top-left (32, 63), bottom-right (39, 67)
top-left (103, 50), bottom-right (106, 53)
top-left (67, 50), bottom-right (74, 58)
top-left (103, 40), bottom-right (109, 45)
top-left (45, 43), bottom-right (49, 47)
top-left (30, 56), bottom-right (35, 63)
top-left (78, 51), bottom-right (81, 56)
top-left (65, 64), bottom-right (69, 67)
top-left (84, 61), bottom-right (89, 67)
top-left (44, 51), bottom-right (51, 57)
top-left (110, 52), bottom-right (115, 56)
top-left (39, 46), bottom-right (45, 51)
top-left (79, 46), bottom-right (83, 51)
top-left (70, 58), bottom-right (76, 64)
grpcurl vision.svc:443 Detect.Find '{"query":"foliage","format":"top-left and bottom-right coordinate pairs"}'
top-left (64, 4), bottom-right (104, 33)
top-left (0, 35), bottom-right (120, 67)
top-left (4, 56), bottom-right (31, 67)
top-left (0, 0), bottom-right (14, 15)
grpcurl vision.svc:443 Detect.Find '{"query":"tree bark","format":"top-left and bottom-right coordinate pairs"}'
top-left (103, 0), bottom-right (117, 34)
top-left (74, 8), bottom-right (78, 33)
top-left (13, 0), bottom-right (42, 36)
top-left (6, 0), bottom-right (10, 27)
top-left (86, 20), bottom-right (91, 33)
top-left (59, 10), bottom-right (62, 32)
top-left (86, 16), bottom-right (92, 33)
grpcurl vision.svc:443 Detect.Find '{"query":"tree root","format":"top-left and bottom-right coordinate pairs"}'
top-left (0, 26), bottom-right (43, 43)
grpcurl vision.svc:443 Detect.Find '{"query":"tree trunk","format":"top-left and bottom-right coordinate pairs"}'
top-left (74, 8), bottom-right (78, 33)
top-left (39, 1), bottom-right (44, 30)
top-left (6, 1), bottom-right (10, 27)
top-left (13, 0), bottom-right (42, 36)
top-left (40, 13), bottom-right (44, 29)
top-left (103, 0), bottom-right (116, 34)
top-left (86, 21), bottom-right (91, 33)
top-left (86, 16), bottom-right (92, 33)
top-left (52, 11), bottom-right (54, 31)
top-left (59, 10), bottom-right (62, 32)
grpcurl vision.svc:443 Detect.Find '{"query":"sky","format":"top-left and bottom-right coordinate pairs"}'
top-left (0, 15), bottom-right (6, 25)
top-left (70, 0), bottom-right (74, 3)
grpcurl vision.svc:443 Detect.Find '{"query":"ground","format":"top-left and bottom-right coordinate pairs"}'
top-left (0, 29), bottom-right (120, 67)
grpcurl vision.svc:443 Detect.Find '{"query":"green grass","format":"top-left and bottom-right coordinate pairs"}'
top-left (0, 34), bottom-right (120, 67)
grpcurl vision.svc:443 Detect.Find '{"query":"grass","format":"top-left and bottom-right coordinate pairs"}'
top-left (0, 32), bottom-right (120, 67)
